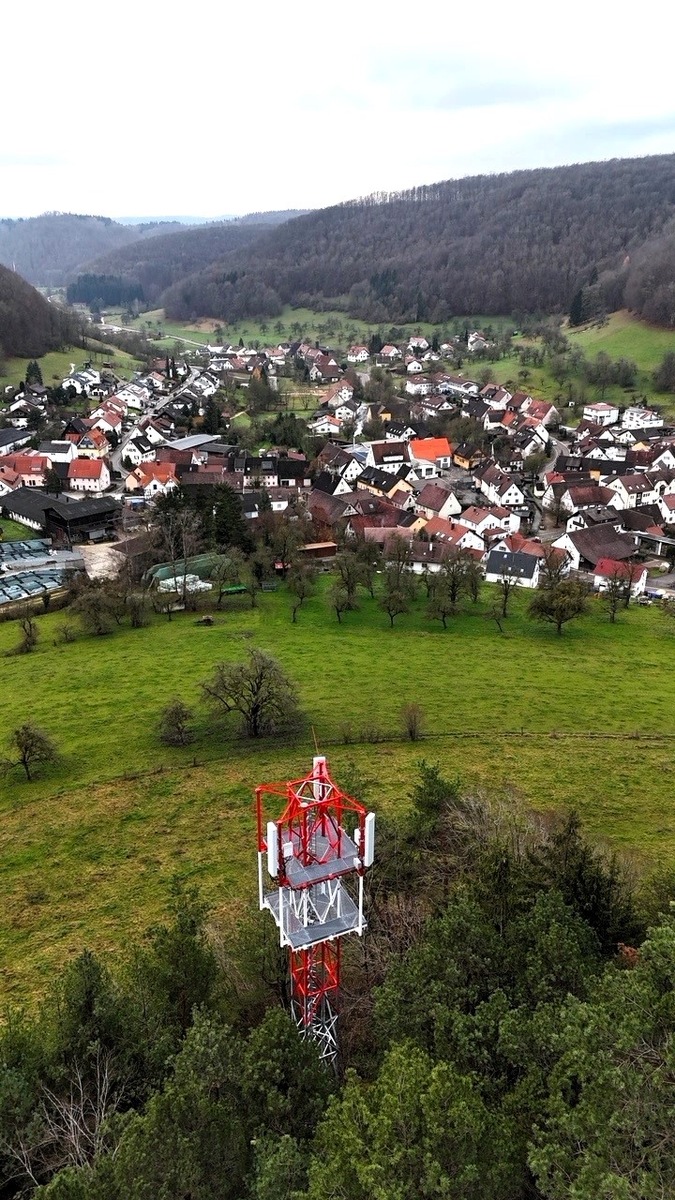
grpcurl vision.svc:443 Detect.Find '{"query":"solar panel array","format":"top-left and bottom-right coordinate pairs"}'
top-left (0, 568), bottom-right (66, 606)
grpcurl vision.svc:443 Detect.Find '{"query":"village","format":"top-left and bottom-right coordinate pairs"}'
top-left (1, 326), bottom-right (674, 608)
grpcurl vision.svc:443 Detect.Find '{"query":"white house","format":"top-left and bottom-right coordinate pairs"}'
top-left (68, 458), bottom-right (111, 493)
top-left (582, 402), bottom-right (619, 427)
top-left (484, 549), bottom-right (540, 588)
top-left (405, 378), bottom-right (431, 396)
top-left (593, 558), bottom-right (647, 596)
top-left (621, 406), bottom-right (664, 430)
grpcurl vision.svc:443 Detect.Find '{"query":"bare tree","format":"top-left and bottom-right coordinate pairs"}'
top-left (496, 572), bottom-right (517, 618)
top-left (7, 608), bottom-right (39, 655)
top-left (379, 582), bottom-right (410, 627)
top-left (153, 504), bottom-right (202, 609)
top-left (334, 550), bottom-right (363, 608)
top-left (603, 570), bottom-right (625, 623)
top-left (158, 698), bottom-right (195, 746)
top-left (539, 546), bottom-right (567, 589)
top-left (328, 583), bottom-right (351, 623)
top-left (2, 723), bottom-right (58, 781)
top-left (0, 1047), bottom-right (122, 1186)
top-left (201, 649), bottom-right (301, 738)
top-left (401, 702), bottom-right (425, 741)
top-left (287, 562), bottom-right (316, 623)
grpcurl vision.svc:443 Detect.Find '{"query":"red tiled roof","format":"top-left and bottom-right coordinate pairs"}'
top-left (69, 458), bottom-right (104, 479)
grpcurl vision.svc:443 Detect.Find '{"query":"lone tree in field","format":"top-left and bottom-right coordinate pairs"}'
top-left (2, 723), bottom-right (58, 781)
top-left (201, 649), bottom-right (300, 738)
top-left (529, 580), bottom-right (589, 635)
top-left (158, 698), bottom-right (195, 747)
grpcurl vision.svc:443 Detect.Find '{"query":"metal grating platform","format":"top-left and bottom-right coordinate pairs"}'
top-left (263, 886), bottom-right (364, 950)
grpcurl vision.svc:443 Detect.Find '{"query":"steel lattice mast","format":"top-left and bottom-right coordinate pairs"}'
top-left (256, 756), bottom-right (375, 1067)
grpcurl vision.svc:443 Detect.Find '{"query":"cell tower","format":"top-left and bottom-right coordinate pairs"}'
top-left (256, 755), bottom-right (375, 1067)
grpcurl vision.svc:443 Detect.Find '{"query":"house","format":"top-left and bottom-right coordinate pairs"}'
top-left (560, 484), bottom-right (615, 514)
top-left (406, 358), bottom-right (424, 375)
top-left (0, 454), bottom-right (50, 488)
top-left (408, 437), bottom-right (453, 478)
top-left (124, 436), bottom-right (156, 467)
top-left (415, 483), bottom-right (462, 521)
top-left (347, 345), bottom-right (370, 363)
top-left (407, 336), bottom-right (429, 352)
top-left (423, 517), bottom-right (484, 552)
top-left (582, 402), bottom-right (619, 427)
top-left (461, 505), bottom-right (520, 536)
top-left (380, 344), bottom-right (402, 361)
top-left (38, 440), bottom-right (77, 464)
top-left (324, 381), bottom-right (355, 409)
top-left (621, 406), bottom-right (663, 430)
top-left (366, 441), bottom-right (411, 474)
top-left (453, 443), bottom-right (484, 471)
top-left (606, 474), bottom-right (658, 510)
top-left (467, 331), bottom-right (489, 353)
top-left (0, 465), bottom-right (21, 496)
top-left (476, 463), bottom-right (526, 508)
top-left (593, 558), bottom-right (648, 596)
top-left (0, 428), bottom-right (32, 455)
top-left (308, 414), bottom-right (343, 436)
top-left (551, 524), bottom-right (637, 570)
top-left (72, 428), bottom-right (110, 459)
top-left (126, 462), bottom-right (178, 498)
top-left (484, 549), bottom-right (540, 588)
top-left (68, 458), bottom-right (111, 493)
top-left (405, 377), bottom-right (431, 397)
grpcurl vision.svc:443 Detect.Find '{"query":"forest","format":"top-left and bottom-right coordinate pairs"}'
top-left (0, 761), bottom-right (672, 1200)
top-left (0, 265), bottom-right (79, 357)
top-left (158, 155), bottom-right (675, 326)
top-left (66, 223), bottom-right (277, 310)
top-left (0, 216), bottom-right (185, 287)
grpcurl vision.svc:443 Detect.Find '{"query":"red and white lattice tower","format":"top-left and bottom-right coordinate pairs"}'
top-left (256, 755), bottom-right (375, 1067)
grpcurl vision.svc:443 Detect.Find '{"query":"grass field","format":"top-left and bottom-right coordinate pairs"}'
top-left (0, 580), bottom-right (674, 1003)
top-left (105, 307), bottom-right (516, 355)
top-left (0, 518), bottom-right (29, 542)
top-left (1, 342), bottom-right (143, 391)
top-left (567, 310), bottom-right (675, 372)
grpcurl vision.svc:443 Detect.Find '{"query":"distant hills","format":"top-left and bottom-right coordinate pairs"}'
top-left (67, 219), bottom-right (300, 310)
top-left (0, 210), bottom-right (310, 292)
top-left (0, 214), bottom-right (186, 287)
top-left (0, 264), bottom-right (78, 357)
top-left (153, 155), bottom-right (675, 328)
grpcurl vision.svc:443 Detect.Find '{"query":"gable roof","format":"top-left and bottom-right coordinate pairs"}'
top-left (566, 524), bottom-right (636, 566)
top-left (68, 458), bottom-right (105, 479)
top-left (409, 437), bottom-right (452, 462)
top-left (485, 549), bottom-right (539, 579)
top-left (594, 557), bottom-right (646, 579)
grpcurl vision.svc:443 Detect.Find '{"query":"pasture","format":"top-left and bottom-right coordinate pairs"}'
top-left (0, 580), bottom-right (673, 1002)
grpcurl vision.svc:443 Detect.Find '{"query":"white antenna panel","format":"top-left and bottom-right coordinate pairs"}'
top-left (363, 812), bottom-right (375, 867)
top-left (267, 822), bottom-right (279, 877)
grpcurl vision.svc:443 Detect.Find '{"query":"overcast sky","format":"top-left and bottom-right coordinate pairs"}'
top-left (3, 0), bottom-right (675, 220)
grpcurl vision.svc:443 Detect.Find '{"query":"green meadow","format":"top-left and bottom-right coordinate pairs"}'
top-left (567, 310), bottom-right (675, 371)
top-left (0, 580), bottom-right (674, 1003)
top-left (2, 342), bottom-right (143, 391)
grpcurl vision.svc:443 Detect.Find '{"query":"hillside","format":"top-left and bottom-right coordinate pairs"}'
top-left (0, 264), bottom-right (78, 356)
top-left (67, 221), bottom-right (279, 309)
top-left (160, 154), bottom-right (675, 325)
top-left (0, 213), bottom-right (185, 286)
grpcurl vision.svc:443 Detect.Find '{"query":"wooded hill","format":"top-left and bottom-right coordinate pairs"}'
top-left (158, 154), bottom-right (675, 326)
top-left (0, 264), bottom-right (78, 357)
top-left (0, 214), bottom-right (186, 286)
top-left (67, 222), bottom-right (279, 310)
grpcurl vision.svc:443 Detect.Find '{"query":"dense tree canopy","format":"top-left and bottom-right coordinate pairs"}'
top-left (161, 155), bottom-right (675, 325)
